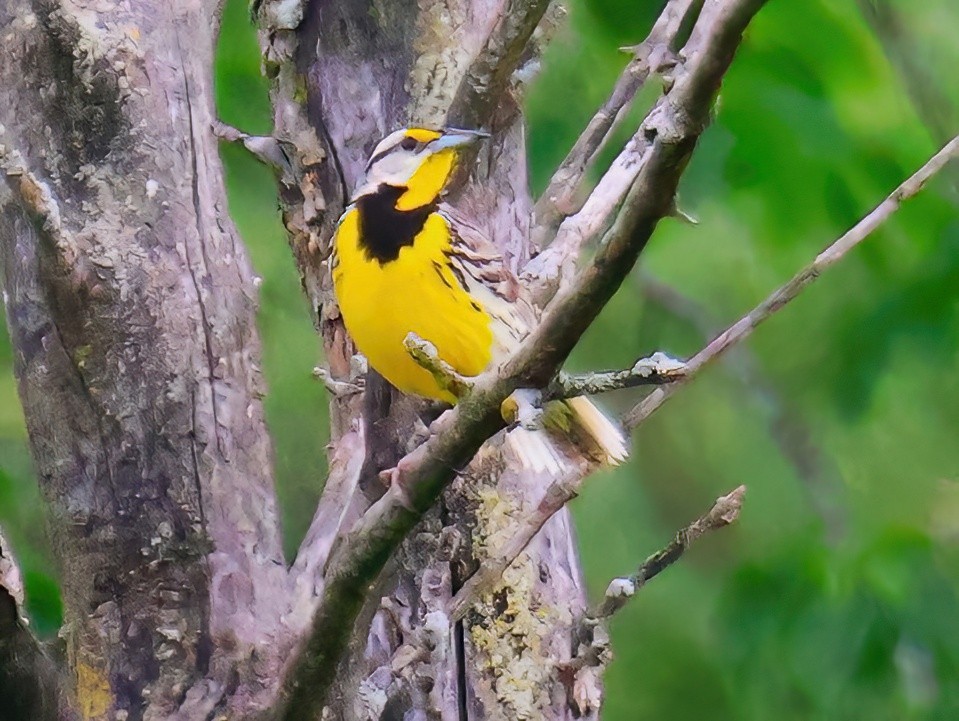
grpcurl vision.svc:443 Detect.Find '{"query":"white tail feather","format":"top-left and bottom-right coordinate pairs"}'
top-left (503, 398), bottom-right (628, 473)
top-left (564, 396), bottom-right (629, 466)
top-left (504, 426), bottom-right (565, 476)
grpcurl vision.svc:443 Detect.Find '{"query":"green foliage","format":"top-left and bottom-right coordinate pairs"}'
top-left (2, 0), bottom-right (958, 716)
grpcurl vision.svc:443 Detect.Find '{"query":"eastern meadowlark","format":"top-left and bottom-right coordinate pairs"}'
top-left (331, 127), bottom-right (628, 471)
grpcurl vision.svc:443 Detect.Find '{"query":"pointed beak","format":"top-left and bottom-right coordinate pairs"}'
top-left (430, 128), bottom-right (491, 151)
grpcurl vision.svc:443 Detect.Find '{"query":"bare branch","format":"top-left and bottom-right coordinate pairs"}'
top-left (592, 485), bottom-right (745, 619)
top-left (545, 352), bottom-right (687, 400)
top-left (446, 0), bottom-right (555, 128)
top-left (0, 531), bottom-right (78, 721)
top-left (275, 3), bottom-right (767, 714)
top-left (531, 0), bottom-right (702, 249)
top-left (624, 133), bottom-right (959, 430)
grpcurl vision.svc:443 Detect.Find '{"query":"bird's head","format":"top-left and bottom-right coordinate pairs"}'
top-left (353, 127), bottom-right (489, 210)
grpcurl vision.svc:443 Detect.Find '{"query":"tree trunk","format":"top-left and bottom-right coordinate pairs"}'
top-left (0, 1), bottom-right (288, 717)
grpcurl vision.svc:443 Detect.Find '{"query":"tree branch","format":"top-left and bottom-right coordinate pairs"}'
top-left (531, 0), bottom-right (702, 249)
top-left (623, 133), bottom-right (959, 430)
top-left (0, 531), bottom-right (77, 721)
top-left (446, 0), bottom-right (555, 129)
top-left (591, 485), bottom-right (745, 620)
top-left (545, 352), bottom-right (687, 400)
top-left (276, 2), bottom-right (767, 716)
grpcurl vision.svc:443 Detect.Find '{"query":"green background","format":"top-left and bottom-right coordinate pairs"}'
top-left (3, 0), bottom-right (959, 718)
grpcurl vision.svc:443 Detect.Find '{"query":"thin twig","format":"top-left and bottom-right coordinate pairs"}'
top-left (545, 352), bottom-right (687, 400)
top-left (591, 485), bottom-right (745, 619)
top-left (531, 0), bottom-right (701, 249)
top-left (623, 133), bottom-right (959, 430)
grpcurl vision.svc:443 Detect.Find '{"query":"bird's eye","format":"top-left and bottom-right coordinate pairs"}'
top-left (400, 136), bottom-right (418, 151)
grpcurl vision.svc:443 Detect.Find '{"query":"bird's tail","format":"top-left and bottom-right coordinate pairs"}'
top-left (560, 395), bottom-right (629, 466)
top-left (503, 396), bottom-right (628, 473)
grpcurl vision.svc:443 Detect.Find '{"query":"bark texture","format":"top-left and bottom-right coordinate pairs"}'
top-left (0, 1), bottom-right (287, 717)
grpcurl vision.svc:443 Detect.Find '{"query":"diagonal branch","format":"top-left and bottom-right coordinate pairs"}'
top-left (590, 485), bottom-right (745, 620)
top-left (275, 2), bottom-right (768, 716)
top-left (0, 530), bottom-right (77, 721)
top-left (531, 0), bottom-right (702, 249)
top-left (623, 133), bottom-right (959, 430)
top-left (545, 352), bottom-right (687, 400)
top-left (446, 0), bottom-right (555, 129)
top-left (461, 134), bottom-right (959, 613)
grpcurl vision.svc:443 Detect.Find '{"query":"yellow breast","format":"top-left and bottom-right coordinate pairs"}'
top-left (332, 207), bottom-right (494, 403)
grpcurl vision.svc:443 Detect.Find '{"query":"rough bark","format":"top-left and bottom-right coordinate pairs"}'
top-left (0, 1), bottom-right (288, 718)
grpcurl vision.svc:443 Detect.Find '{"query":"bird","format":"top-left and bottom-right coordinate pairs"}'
top-left (330, 127), bottom-right (628, 471)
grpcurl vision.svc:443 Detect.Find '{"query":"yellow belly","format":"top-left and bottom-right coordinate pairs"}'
top-left (332, 208), bottom-right (493, 403)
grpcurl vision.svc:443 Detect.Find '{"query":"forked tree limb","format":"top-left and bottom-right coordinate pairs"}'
top-left (531, 0), bottom-right (702, 249)
top-left (524, 0), bottom-right (735, 301)
top-left (452, 134), bottom-right (959, 617)
top-left (277, 1), bottom-right (768, 716)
